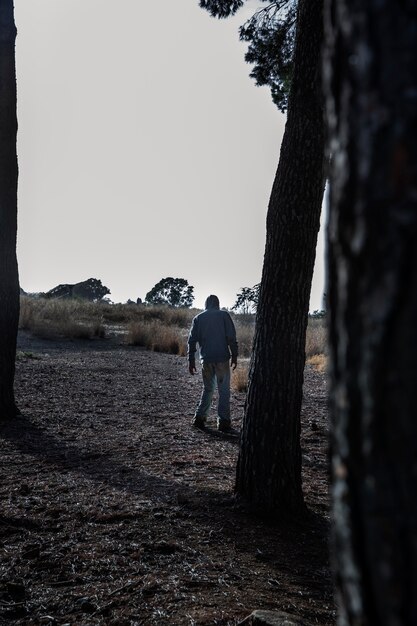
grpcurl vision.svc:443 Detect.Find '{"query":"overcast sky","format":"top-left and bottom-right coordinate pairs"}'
top-left (15, 0), bottom-right (325, 310)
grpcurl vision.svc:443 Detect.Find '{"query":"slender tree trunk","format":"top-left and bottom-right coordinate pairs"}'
top-left (0, 1), bottom-right (19, 420)
top-left (235, 0), bottom-right (325, 515)
top-left (324, 0), bottom-right (417, 623)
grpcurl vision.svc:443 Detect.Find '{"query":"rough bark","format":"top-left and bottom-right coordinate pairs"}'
top-left (0, 1), bottom-right (19, 420)
top-left (235, 0), bottom-right (325, 515)
top-left (324, 0), bottom-right (417, 623)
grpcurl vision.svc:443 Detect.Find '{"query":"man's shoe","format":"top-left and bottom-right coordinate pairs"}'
top-left (218, 420), bottom-right (232, 433)
top-left (192, 417), bottom-right (206, 429)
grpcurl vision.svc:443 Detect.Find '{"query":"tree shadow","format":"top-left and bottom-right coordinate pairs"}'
top-left (1, 411), bottom-right (331, 600)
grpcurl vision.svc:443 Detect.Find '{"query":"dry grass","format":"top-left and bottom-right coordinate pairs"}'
top-left (305, 318), bottom-right (327, 358)
top-left (19, 297), bottom-right (105, 340)
top-left (20, 297), bottom-right (197, 329)
top-left (232, 361), bottom-right (250, 392)
top-left (126, 321), bottom-right (187, 356)
top-left (234, 318), bottom-right (255, 357)
top-left (19, 297), bottom-right (327, 370)
top-left (231, 318), bottom-right (327, 393)
top-left (307, 353), bottom-right (328, 373)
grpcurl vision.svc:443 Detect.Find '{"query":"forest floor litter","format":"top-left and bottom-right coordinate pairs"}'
top-left (1, 331), bottom-right (335, 625)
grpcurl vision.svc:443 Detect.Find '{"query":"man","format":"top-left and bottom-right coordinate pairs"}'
top-left (187, 295), bottom-right (238, 432)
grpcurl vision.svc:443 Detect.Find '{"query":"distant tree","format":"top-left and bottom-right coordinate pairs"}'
top-left (46, 278), bottom-right (110, 302)
top-left (0, 1), bottom-right (19, 420)
top-left (232, 284), bottom-right (260, 314)
top-left (200, 0), bottom-right (296, 111)
top-left (145, 277), bottom-right (194, 308)
top-left (325, 0), bottom-right (417, 622)
top-left (72, 278), bottom-right (110, 301)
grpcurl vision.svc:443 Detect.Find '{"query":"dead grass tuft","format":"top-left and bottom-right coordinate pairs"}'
top-left (307, 353), bottom-right (328, 373)
top-left (126, 321), bottom-right (187, 356)
top-left (232, 362), bottom-right (249, 393)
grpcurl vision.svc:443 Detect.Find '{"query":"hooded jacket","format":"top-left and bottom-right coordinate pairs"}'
top-left (187, 302), bottom-right (238, 364)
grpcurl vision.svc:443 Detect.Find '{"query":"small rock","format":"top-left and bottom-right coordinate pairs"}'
top-left (239, 610), bottom-right (307, 626)
top-left (74, 597), bottom-right (96, 613)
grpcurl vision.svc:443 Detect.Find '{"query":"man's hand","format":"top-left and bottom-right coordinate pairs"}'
top-left (189, 361), bottom-right (197, 375)
top-left (231, 355), bottom-right (237, 371)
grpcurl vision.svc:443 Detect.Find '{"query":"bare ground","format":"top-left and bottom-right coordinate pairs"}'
top-left (0, 331), bottom-right (335, 625)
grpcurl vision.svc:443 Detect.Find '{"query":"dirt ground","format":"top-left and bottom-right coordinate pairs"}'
top-left (0, 331), bottom-right (335, 625)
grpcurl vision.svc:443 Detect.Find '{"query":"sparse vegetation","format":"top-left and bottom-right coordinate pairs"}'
top-left (232, 316), bottom-right (327, 390)
top-left (126, 321), bottom-right (187, 356)
top-left (19, 297), bottom-right (326, 379)
top-left (305, 317), bottom-right (327, 358)
top-left (19, 297), bottom-right (196, 333)
top-left (19, 297), bottom-right (106, 340)
top-left (232, 361), bottom-right (250, 392)
top-left (235, 315), bottom-right (255, 357)
top-left (307, 353), bottom-right (327, 373)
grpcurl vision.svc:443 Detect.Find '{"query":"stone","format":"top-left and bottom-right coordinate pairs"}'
top-left (239, 610), bottom-right (307, 626)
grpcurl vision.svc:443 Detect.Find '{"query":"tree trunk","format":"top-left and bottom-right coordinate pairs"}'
top-left (235, 0), bottom-right (325, 516)
top-left (324, 0), bottom-right (417, 623)
top-left (0, 1), bottom-right (19, 420)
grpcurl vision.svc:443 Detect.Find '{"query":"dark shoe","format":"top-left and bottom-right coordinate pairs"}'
top-left (192, 417), bottom-right (206, 429)
top-left (218, 420), bottom-right (232, 433)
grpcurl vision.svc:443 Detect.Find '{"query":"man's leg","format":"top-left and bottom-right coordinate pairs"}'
top-left (215, 361), bottom-right (231, 431)
top-left (193, 362), bottom-right (215, 427)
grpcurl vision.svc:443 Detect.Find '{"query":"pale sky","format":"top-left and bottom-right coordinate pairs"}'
top-left (15, 0), bottom-right (325, 311)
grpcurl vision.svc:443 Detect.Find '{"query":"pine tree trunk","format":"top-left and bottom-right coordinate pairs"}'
top-left (0, 1), bottom-right (19, 420)
top-left (235, 0), bottom-right (325, 516)
top-left (324, 0), bottom-right (417, 623)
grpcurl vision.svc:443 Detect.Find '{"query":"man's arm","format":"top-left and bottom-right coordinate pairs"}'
top-left (187, 317), bottom-right (199, 375)
top-left (224, 313), bottom-right (238, 370)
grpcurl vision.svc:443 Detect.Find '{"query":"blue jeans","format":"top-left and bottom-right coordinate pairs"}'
top-left (195, 361), bottom-right (231, 423)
